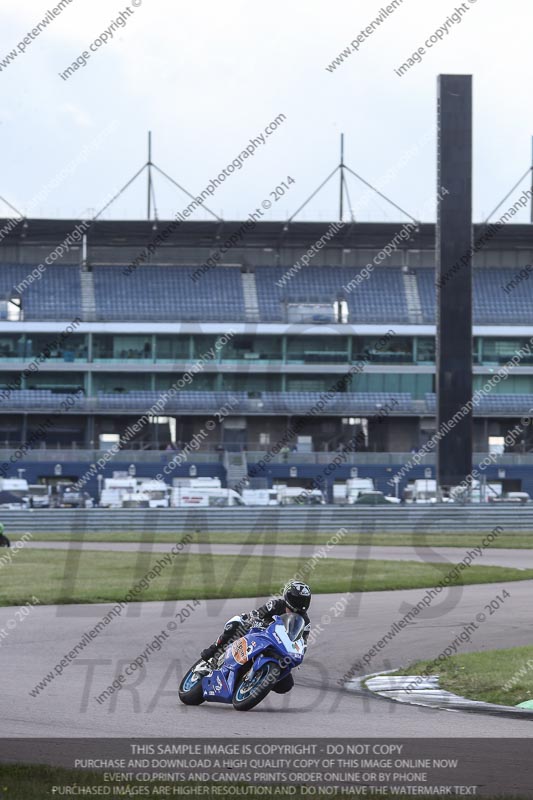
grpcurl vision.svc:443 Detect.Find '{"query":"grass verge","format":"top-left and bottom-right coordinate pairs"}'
top-left (10, 530), bottom-right (533, 548)
top-left (1, 549), bottom-right (533, 606)
top-left (392, 645), bottom-right (533, 707)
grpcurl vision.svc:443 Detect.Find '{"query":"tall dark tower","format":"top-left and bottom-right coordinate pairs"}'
top-left (436, 74), bottom-right (473, 488)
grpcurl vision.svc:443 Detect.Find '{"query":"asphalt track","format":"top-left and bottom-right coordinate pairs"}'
top-left (23, 540), bottom-right (533, 569)
top-left (2, 580), bottom-right (533, 738)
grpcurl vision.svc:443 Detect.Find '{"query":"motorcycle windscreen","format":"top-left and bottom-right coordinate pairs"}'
top-left (279, 612), bottom-right (305, 642)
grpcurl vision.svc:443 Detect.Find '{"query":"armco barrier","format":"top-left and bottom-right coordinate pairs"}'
top-left (0, 506), bottom-right (533, 535)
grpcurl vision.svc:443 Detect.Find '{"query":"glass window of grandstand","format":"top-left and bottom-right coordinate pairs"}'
top-left (93, 335), bottom-right (153, 361)
top-left (0, 334), bottom-right (26, 360)
top-left (0, 372), bottom-right (24, 389)
top-left (351, 372), bottom-right (432, 399)
top-left (481, 338), bottom-right (533, 365)
top-left (155, 336), bottom-right (190, 362)
top-left (93, 374), bottom-right (151, 393)
top-left (286, 375), bottom-right (339, 392)
top-left (192, 335), bottom-right (221, 360)
top-left (25, 334), bottom-right (87, 362)
top-left (154, 373), bottom-right (216, 392)
top-left (473, 374), bottom-right (533, 394)
top-left (286, 336), bottom-right (349, 364)
top-left (25, 373), bottom-right (85, 392)
top-left (220, 374), bottom-right (282, 393)
top-left (220, 336), bottom-right (283, 362)
top-left (353, 336), bottom-right (413, 364)
top-left (417, 337), bottom-right (435, 364)
top-left (472, 337), bottom-right (481, 365)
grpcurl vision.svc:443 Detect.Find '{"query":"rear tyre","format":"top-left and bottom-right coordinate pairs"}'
top-left (178, 661), bottom-right (207, 705)
top-left (232, 661), bottom-right (281, 711)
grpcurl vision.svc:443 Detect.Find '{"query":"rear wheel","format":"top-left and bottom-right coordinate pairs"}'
top-left (232, 661), bottom-right (281, 711)
top-left (178, 661), bottom-right (207, 705)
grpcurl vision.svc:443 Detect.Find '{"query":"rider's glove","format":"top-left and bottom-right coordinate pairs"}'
top-left (241, 611), bottom-right (263, 628)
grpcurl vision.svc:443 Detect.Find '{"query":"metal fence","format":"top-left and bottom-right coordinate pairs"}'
top-left (1, 506), bottom-right (532, 535)
top-left (4, 449), bottom-right (533, 466)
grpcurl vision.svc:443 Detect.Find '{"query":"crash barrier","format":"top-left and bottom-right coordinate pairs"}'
top-left (1, 506), bottom-right (533, 535)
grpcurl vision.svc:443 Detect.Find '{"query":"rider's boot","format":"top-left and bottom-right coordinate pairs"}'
top-left (200, 618), bottom-right (243, 664)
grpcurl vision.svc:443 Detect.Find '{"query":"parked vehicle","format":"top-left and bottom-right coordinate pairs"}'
top-left (489, 491), bottom-right (530, 504)
top-left (274, 485), bottom-right (325, 506)
top-left (99, 477), bottom-right (137, 508)
top-left (121, 480), bottom-right (170, 508)
top-left (171, 486), bottom-right (245, 507)
top-left (53, 483), bottom-right (92, 508)
top-left (404, 479), bottom-right (437, 504)
top-left (333, 478), bottom-right (375, 505)
top-left (28, 484), bottom-right (51, 508)
top-left (355, 490), bottom-right (392, 505)
top-left (241, 488), bottom-right (279, 506)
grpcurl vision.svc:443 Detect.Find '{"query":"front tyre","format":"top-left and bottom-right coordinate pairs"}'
top-left (232, 661), bottom-right (281, 711)
top-left (178, 661), bottom-right (206, 706)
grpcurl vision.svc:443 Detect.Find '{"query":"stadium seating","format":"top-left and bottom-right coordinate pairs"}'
top-left (415, 269), bottom-right (436, 323)
top-left (0, 263), bottom-right (82, 320)
top-left (474, 268), bottom-right (533, 324)
top-left (7, 390), bottom-right (528, 416)
top-left (0, 390), bottom-right (413, 414)
top-left (92, 266), bottom-right (245, 321)
top-left (424, 393), bottom-right (533, 415)
top-left (2, 261), bottom-right (533, 324)
top-left (416, 267), bottom-right (533, 324)
top-left (3, 388), bottom-right (533, 417)
top-left (254, 266), bottom-right (410, 323)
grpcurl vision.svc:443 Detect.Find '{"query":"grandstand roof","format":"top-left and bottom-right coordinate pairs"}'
top-left (1, 218), bottom-right (533, 251)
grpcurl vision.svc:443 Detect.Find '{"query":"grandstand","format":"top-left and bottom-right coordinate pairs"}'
top-left (1, 217), bottom-right (533, 497)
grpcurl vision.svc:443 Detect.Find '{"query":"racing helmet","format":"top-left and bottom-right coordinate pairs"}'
top-left (282, 580), bottom-right (311, 613)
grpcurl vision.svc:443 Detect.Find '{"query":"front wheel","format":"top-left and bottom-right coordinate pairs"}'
top-left (178, 661), bottom-right (206, 705)
top-left (232, 661), bottom-right (281, 711)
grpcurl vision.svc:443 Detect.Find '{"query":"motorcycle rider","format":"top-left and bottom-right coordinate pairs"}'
top-left (200, 580), bottom-right (311, 694)
top-left (0, 523), bottom-right (10, 548)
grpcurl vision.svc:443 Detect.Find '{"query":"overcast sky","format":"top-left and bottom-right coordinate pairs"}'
top-left (1, 0), bottom-right (531, 224)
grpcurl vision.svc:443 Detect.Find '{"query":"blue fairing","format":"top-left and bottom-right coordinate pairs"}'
top-left (200, 614), bottom-right (305, 704)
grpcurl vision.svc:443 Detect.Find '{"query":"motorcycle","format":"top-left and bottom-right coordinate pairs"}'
top-left (179, 613), bottom-right (306, 711)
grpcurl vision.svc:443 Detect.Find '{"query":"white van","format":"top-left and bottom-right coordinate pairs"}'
top-left (171, 487), bottom-right (246, 507)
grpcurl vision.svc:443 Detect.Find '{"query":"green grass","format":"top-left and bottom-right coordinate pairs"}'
top-left (2, 548), bottom-right (533, 607)
top-left (0, 765), bottom-right (526, 800)
top-left (11, 530), bottom-right (533, 548)
top-left (392, 645), bottom-right (533, 707)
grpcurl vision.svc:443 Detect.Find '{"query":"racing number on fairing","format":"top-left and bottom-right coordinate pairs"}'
top-left (231, 637), bottom-right (250, 665)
